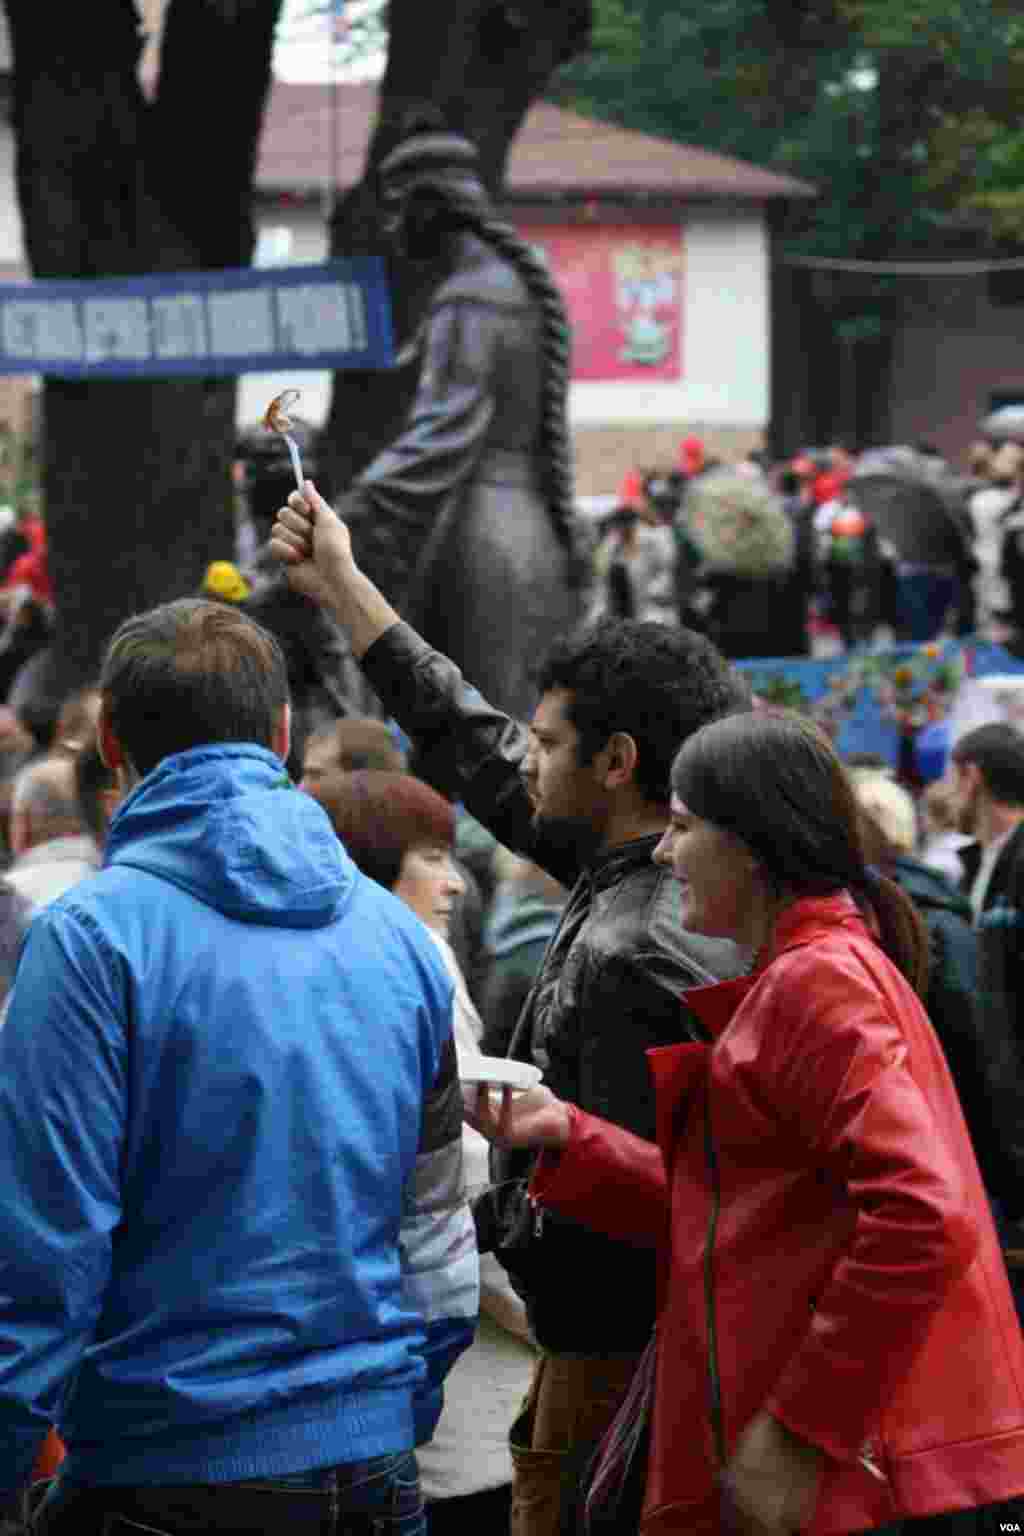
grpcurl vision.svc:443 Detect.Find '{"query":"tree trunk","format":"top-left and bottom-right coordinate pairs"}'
top-left (319, 0), bottom-right (592, 501)
top-left (4, 0), bottom-right (282, 690)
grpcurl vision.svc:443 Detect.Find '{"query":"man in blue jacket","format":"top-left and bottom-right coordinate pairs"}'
top-left (0, 598), bottom-right (476, 1535)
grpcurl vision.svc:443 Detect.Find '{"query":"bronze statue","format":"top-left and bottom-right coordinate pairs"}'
top-left (338, 130), bottom-right (581, 717)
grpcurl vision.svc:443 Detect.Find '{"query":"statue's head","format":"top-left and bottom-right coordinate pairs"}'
top-left (378, 131), bottom-right (489, 261)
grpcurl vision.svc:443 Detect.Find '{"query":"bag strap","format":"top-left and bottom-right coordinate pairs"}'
top-left (581, 1332), bottom-right (658, 1532)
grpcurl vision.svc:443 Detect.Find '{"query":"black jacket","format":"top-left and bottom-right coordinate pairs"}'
top-left (956, 828), bottom-right (1024, 1221)
top-left (887, 855), bottom-right (1014, 1201)
top-left (361, 623), bottom-right (742, 1351)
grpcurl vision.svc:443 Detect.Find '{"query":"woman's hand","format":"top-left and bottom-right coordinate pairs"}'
top-left (722, 1411), bottom-right (823, 1535)
top-left (462, 1082), bottom-right (571, 1152)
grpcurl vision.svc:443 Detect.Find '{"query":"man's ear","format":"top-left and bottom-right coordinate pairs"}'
top-left (597, 731), bottom-right (639, 790)
top-left (272, 702), bottom-right (291, 766)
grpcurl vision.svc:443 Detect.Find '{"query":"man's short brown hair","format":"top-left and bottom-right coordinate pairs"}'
top-left (101, 599), bottom-right (289, 779)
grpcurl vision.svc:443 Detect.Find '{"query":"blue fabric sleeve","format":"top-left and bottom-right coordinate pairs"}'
top-left (0, 904), bottom-right (126, 1497)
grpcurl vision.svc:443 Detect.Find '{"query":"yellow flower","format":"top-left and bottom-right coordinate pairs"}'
top-left (203, 561), bottom-right (251, 603)
top-left (920, 642), bottom-right (942, 660)
top-left (891, 665), bottom-right (915, 689)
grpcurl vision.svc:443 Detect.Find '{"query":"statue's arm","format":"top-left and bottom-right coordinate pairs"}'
top-left (339, 299), bottom-right (501, 596)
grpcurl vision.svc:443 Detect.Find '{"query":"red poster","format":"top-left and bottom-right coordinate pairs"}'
top-left (516, 224), bottom-right (684, 383)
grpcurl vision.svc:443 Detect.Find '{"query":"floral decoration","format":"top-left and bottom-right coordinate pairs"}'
top-left (860, 642), bottom-right (967, 733)
top-left (804, 641), bottom-right (967, 738)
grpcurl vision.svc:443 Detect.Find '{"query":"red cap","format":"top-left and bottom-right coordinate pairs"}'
top-left (21, 516), bottom-right (45, 553)
top-left (5, 547), bottom-right (52, 604)
top-left (678, 436), bottom-right (705, 474)
top-left (812, 470), bottom-right (844, 506)
top-left (617, 469), bottom-right (645, 509)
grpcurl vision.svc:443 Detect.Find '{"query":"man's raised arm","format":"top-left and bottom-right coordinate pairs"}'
top-left (271, 480), bottom-right (400, 661)
top-left (270, 484), bottom-right (579, 884)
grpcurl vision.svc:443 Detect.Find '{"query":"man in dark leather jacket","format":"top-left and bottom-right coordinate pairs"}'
top-left (270, 482), bottom-right (751, 1536)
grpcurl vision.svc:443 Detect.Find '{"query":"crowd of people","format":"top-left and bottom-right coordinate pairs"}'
top-left (584, 422), bottom-right (1024, 663)
top-left (0, 451), bottom-right (1018, 1536)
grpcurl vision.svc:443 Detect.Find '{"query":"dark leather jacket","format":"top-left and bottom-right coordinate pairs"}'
top-left (361, 622), bottom-right (743, 1351)
top-left (958, 827), bottom-right (1024, 1221)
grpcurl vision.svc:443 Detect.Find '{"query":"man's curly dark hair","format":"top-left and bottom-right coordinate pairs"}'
top-left (534, 619), bottom-right (752, 805)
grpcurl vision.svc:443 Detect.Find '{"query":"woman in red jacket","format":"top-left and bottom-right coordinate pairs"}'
top-left (467, 711), bottom-right (1024, 1536)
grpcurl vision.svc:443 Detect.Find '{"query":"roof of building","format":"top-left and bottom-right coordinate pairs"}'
top-left (256, 82), bottom-right (815, 206)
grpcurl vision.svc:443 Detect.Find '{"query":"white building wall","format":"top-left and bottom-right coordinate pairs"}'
top-left (0, 119), bottom-right (22, 269)
top-left (683, 212), bottom-right (769, 425)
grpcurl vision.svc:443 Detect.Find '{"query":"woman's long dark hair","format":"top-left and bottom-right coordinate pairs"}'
top-left (670, 710), bottom-right (929, 994)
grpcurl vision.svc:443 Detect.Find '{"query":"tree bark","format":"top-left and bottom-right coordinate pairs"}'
top-left (4, 0), bottom-right (282, 690)
top-left (319, 0), bottom-right (592, 503)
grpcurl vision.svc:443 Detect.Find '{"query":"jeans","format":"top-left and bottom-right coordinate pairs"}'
top-left (893, 564), bottom-right (958, 642)
top-left (425, 1485), bottom-right (511, 1536)
top-left (31, 1451), bottom-right (426, 1535)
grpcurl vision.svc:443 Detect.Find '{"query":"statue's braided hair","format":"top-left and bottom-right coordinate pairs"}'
top-left (378, 130), bottom-right (579, 575)
top-left (434, 189), bottom-right (578, 564)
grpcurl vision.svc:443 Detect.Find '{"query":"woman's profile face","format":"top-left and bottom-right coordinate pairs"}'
top-left (392, 843), bottom-right (465, 936)
top-left (653, 795), bottom-right (765, 945)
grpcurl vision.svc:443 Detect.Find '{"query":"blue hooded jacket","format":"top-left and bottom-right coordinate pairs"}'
top-left (0, 746), bottom-right (477, 1495)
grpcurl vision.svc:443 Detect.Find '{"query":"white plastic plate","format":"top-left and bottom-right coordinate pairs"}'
top-left (458, 1056), bottom-right (543, 1092)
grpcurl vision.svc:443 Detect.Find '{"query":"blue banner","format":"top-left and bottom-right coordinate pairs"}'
top-left (0, 259), bottom-right (394, 378)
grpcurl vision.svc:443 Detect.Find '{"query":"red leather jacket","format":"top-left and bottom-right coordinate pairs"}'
top-left (532, 893), bottom-right (1024, 1534)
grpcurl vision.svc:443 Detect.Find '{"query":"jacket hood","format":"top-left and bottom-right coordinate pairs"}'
top-left (104, 745), bottom-right (353, 928)
top-left (890, 855), bottom-right (971, 920)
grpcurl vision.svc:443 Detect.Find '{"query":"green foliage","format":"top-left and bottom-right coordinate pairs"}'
top-left (554, 0), bottom-right (1024, 254)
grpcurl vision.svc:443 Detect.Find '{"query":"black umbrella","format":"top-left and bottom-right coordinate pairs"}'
top-left (844, 472), bottom-right (968, 567)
